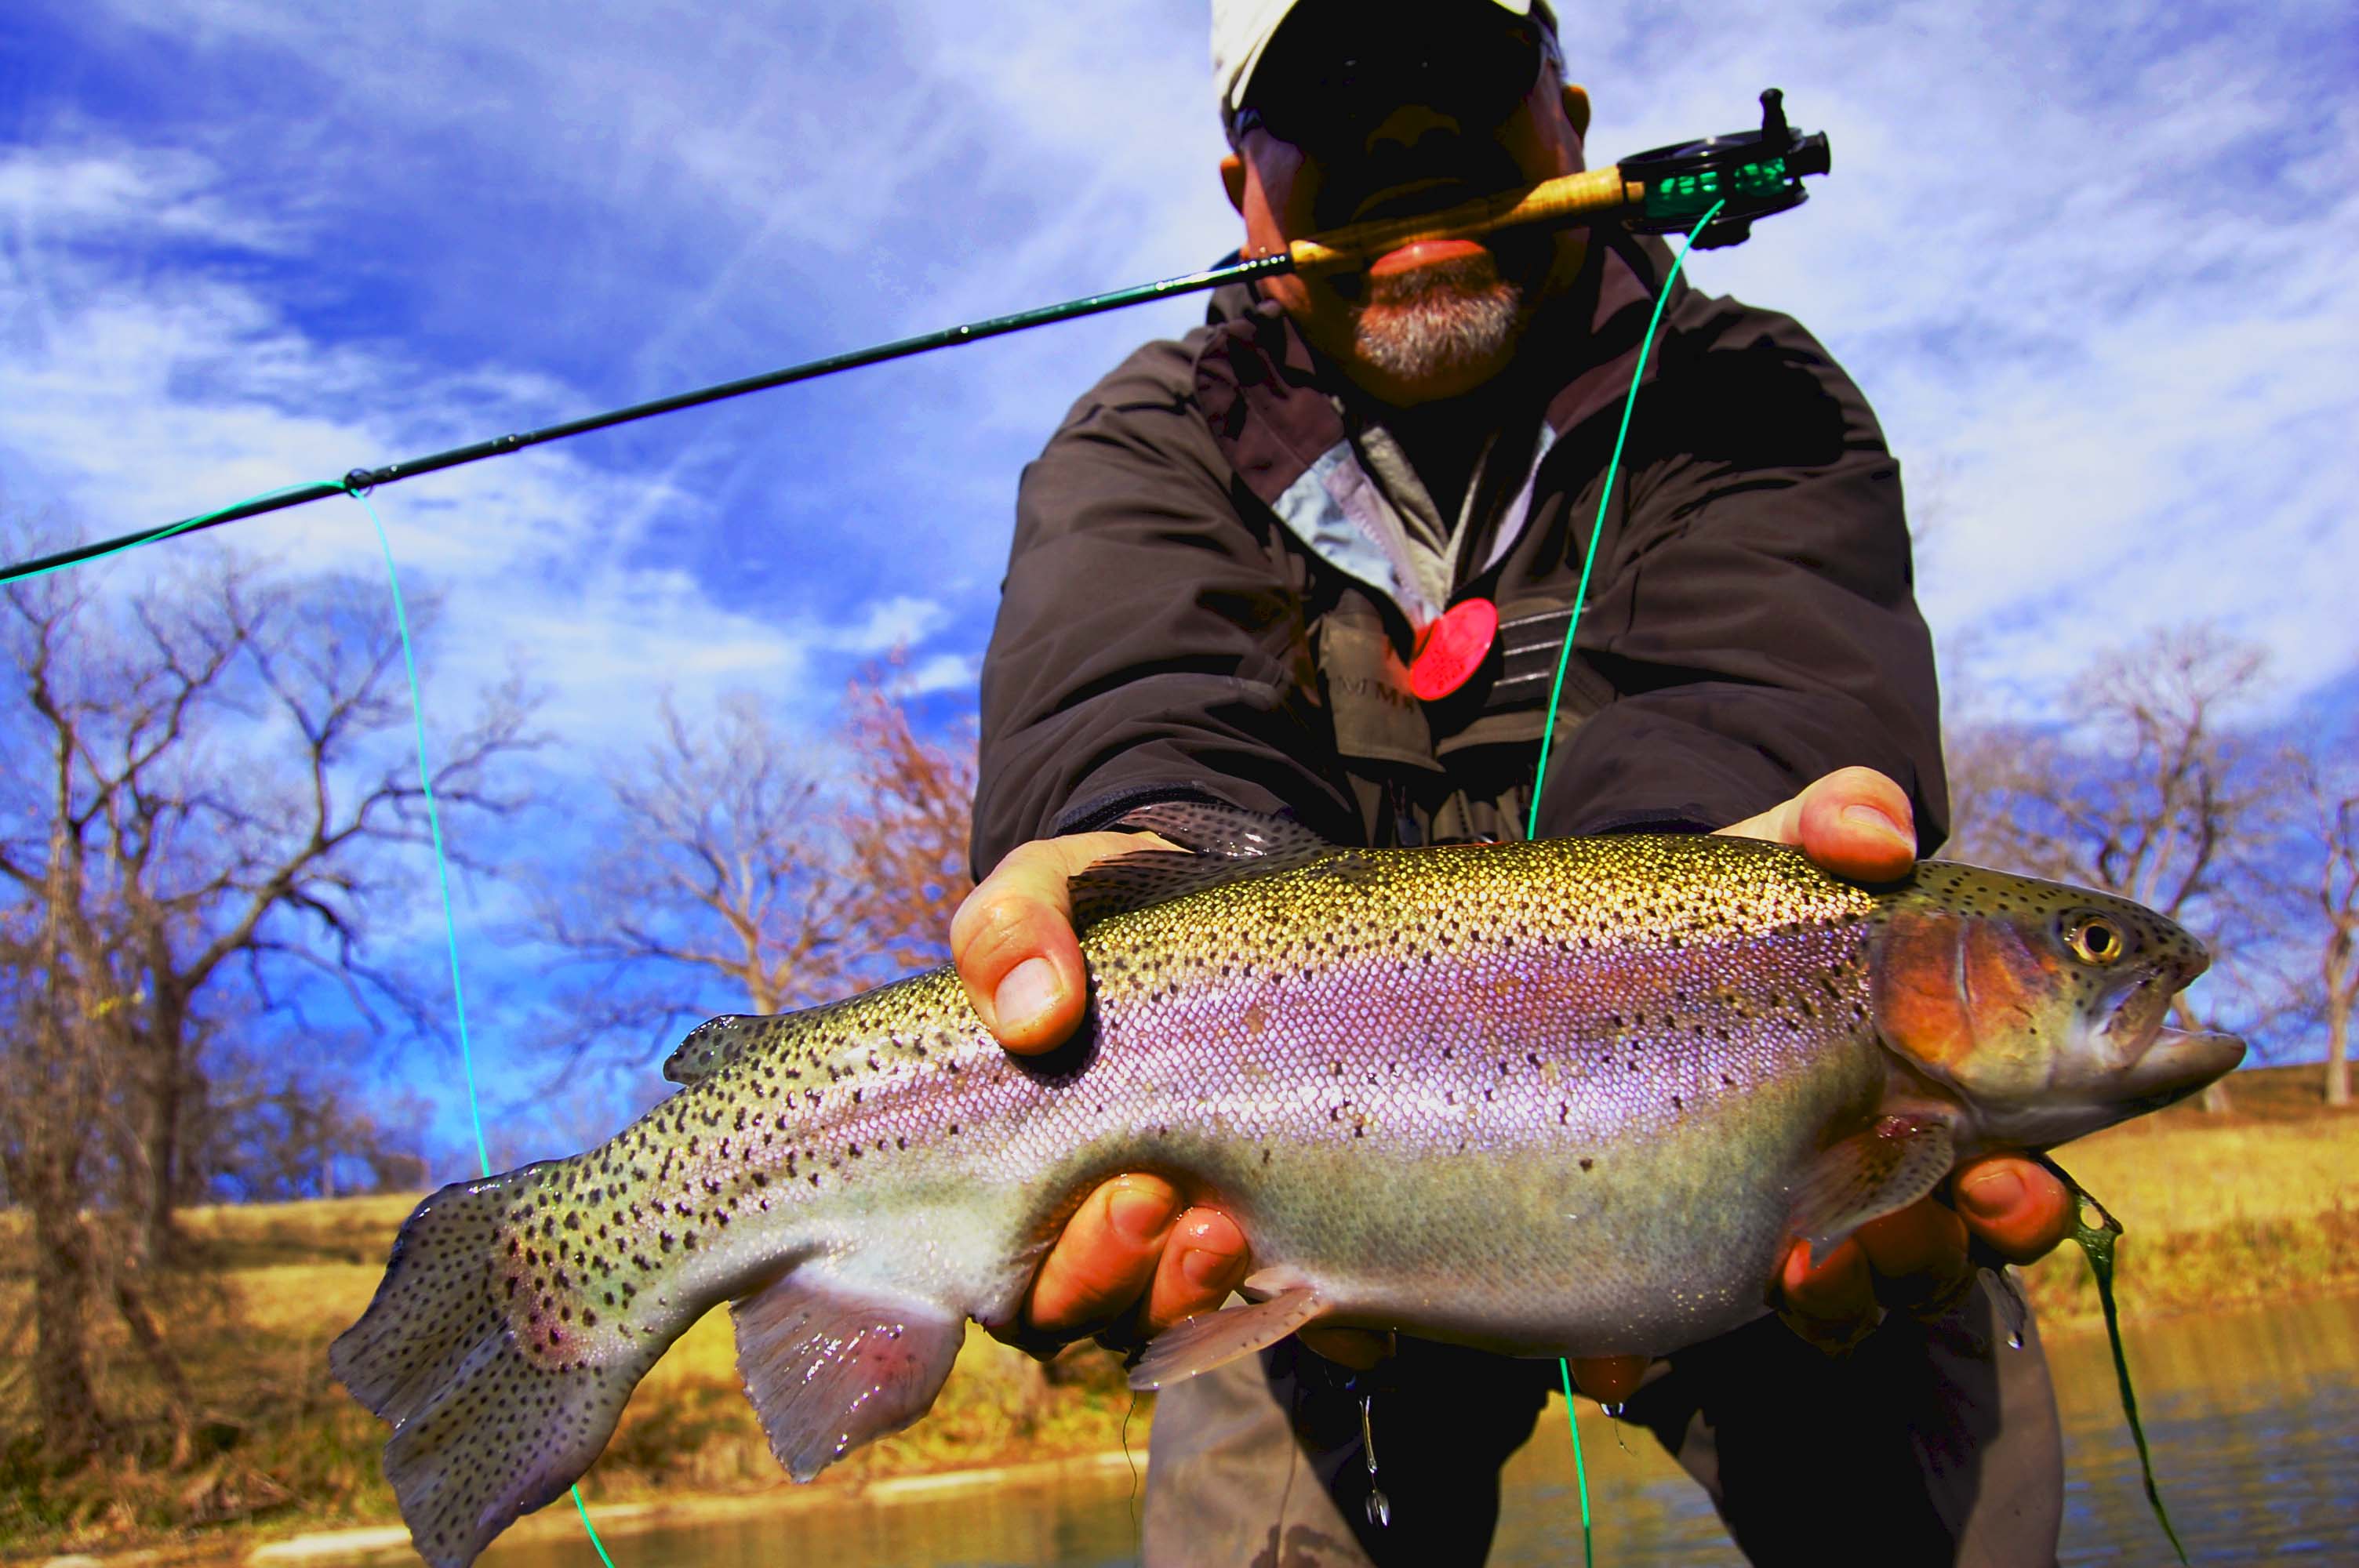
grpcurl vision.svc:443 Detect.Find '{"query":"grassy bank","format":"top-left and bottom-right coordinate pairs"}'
top-left (3, 1064), bottom-right (2350, 1561)
top-left (0, 1196), bottom-right (1146, 1561)
top-left (2012, 1065), bottom-right (2359, 1330)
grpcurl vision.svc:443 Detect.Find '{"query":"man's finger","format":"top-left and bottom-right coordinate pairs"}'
top-left (1299, 1327), bottom-right (1394, 1370)
top-left (953, 830), bottom-right (1172, 1054)
top-left (1954, 1155), bottom-right (2074, 1264)
top-left (1023, 1174), bottom-right (1181, 1336)
top-left (1714, 765), bottom-right (1914, 884)
top-left (1793, 765), bottom-right (1915, 882)
top-left (1142, 1207), bottom-right (1252, 1338)
top-left (1778, 1235), bottom-right (1877, 1352)
top-left (1855, 1197), bottom-right (1972, 1314)
top-left (1569, 1354), bottom-right (1649, 1406)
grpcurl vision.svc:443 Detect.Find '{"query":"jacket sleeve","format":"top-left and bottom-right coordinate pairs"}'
top-left (1535, 309), bottom-right (1950, 849)
top-left (972, 342), bottom-right (1361, 878)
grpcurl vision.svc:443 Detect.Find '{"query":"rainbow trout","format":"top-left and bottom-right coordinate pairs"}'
top-left (332, 803), bottom-right (2241, 1566)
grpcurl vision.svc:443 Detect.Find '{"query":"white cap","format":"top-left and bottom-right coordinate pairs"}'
top-left (1211, 0), bottom-right (1540, 116)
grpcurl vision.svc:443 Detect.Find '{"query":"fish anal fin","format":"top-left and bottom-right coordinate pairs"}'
top-left (732, 1272), bottom-right (964, 1483)
top-left (1126, 1284), bottom-right (1327, 1392)
top-left (1790, 1113), bottom-right (1957, 1266)
top-left (1072, 804), bottom-right (1345, 930)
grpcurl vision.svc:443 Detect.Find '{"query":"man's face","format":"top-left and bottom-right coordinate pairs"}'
top-left (1220, 10), bottom-right (1592, 407)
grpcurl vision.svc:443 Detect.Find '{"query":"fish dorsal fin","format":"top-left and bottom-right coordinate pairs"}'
top-left (663, 1013), bottom-right (769, 1086)
top-left (1071, 802), bottom-right (1350, 931)
top-left (1789, 1112), bottom-right (1957, 1266)
top-left (662, 1004), bottom-right (855, 1087)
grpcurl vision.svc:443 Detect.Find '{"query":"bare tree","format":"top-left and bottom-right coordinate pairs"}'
top-left (0, 543), bottom-right (533, 1461)
top-left (1946, 625), bottom-right (2286, 1112)
top-left (2293, 735), bottom-right (2358, 1106)
top-left (838, 671), bottom-right (979, 972)
top-left (537, 669), bottom-right (976, 1062)
top-left (180, 1031), bottom-right (434, 1201)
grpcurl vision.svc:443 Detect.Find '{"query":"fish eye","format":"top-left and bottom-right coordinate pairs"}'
top-left (2065, 914), bottom-right (2125, 966)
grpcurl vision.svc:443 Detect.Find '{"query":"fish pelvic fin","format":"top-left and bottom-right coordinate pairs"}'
top-left (1790, 1112), bottom-right (1957, 1267)
top-left (732, 1270), bottom-right (965, 1481)
top-left (1125, 1283), bottom-right (1328, 1392)
top-left (329, 1167), bottom-right (665, 1568)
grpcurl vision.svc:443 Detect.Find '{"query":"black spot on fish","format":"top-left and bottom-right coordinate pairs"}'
top-left (1579, 1158), bottom-right (1594, 1172)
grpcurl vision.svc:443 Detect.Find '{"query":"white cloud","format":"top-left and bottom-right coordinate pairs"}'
top-left (5, 0), bottom-right (2353, 1142)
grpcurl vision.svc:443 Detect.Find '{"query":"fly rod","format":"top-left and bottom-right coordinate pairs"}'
top-left (0, 90), bottom-right (1827, 585)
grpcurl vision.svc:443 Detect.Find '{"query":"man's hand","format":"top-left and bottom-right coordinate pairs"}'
top-left (1718, 766), bottom-right (2075, 1358)
top-left (953, 831), bottom-right (1258, 1348)
top-left (952, 828), bottom-right (1384, 1364)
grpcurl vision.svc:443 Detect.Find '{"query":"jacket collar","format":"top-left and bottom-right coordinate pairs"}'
top-left (1194, 234), bottom-right (1674, 620)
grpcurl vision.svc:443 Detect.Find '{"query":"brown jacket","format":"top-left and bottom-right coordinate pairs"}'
top-left (973, 236), bottom-right (1945, 873)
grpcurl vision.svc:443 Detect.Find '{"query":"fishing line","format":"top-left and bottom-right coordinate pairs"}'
top-left (0, 482), bottom-right (326, 586)
top-left (18, 483), bottom-right (623, 1568)
top-left (2036, 1156), bottom-right (2187, 1564)
top-left (1525, 196), bottom-right (1725, 1568)
top-left (1511, 203), bottom-right (2188, 1568)
top-left (351, 484), bottom-right (623, 1568)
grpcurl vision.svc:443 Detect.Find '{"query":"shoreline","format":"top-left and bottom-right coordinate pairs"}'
top-left (24, 1449), bottom-right (1153, 1568)
top-left (26, 1285), bottom-right (2359, 1568)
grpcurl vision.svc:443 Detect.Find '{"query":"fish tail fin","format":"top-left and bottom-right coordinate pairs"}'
top-left (731, 1266), bottom-right (965, 1482)
top-left (330, 1163), bottom-right (663, 1568)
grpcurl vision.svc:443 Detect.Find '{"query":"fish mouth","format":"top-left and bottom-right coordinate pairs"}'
top-left (2114, 1024), bottom-right (2245, 1113)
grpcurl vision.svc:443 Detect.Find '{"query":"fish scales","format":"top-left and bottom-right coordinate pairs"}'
top-left (333, 811), bottom-right (2243, 1568)
top-left (486, 835), bottom-right (1882, 1357)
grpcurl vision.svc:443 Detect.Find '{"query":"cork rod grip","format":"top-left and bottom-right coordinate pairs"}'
top-left (1284, 165), bottom-right (1640, 276)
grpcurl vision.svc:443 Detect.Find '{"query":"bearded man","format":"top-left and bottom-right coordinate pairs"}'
top-left (953, 2), bottom-right (2077, 1562)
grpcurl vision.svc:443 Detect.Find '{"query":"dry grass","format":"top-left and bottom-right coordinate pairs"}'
top-left (2014, 1065), bottom-right (2359, 1328)
top-left (0, 1191), bottom-right (1140, 1559)
top-left (2, 1065), bottom-right (2350, 1557)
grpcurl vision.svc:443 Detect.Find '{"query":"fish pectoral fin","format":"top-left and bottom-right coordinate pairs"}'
top-left (1125, 1284), bottom-right (1327, 1392)
top-left (1789, 1113), bottom-right (1957, 1267)
top-left (732, 1272), bottom-right (965, 1483)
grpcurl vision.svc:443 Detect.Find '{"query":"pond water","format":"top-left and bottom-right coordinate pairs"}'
top-left (479, 1291), bottom-right (2359, 1568)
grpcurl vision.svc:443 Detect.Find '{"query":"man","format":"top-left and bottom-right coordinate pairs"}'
top-left (954, 2), bottom-right (2075, 1561)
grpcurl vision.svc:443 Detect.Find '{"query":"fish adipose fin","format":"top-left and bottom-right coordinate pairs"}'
top-left (329, 1170), bottom-right (664, 1568)
top-left (732, 1271), bottom-right (965, 1482)
top-left (1126, 1283), bottom-right (1328, 1392)
top-left (1790, 1113), bottom-right (1956, 1266)
top-left (1074, 803), bottom-right (1346, 931)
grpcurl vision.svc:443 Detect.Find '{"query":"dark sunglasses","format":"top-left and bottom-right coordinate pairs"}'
top-left (1234, 20), bottom-right (1547, 151)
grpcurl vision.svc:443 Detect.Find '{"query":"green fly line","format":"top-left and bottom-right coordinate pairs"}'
top-left (1519, 197), bottom-right (2186, 1568)
top-left (2038, 1156), bottom-right (2186, 1564)
top-left (1527, 197), bottom-right (1724, 1568)
top-left (19, 484), bottom-right (621, 1568)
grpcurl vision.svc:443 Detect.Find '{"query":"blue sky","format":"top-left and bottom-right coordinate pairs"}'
top-left (3, 0), bottom-right (2354, 1171)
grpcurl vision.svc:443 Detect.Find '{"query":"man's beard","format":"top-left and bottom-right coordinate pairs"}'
top-left (1350, 253), bottom-right (1525, 388)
